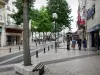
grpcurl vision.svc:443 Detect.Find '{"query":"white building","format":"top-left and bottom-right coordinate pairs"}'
top-left (0, 0), bottom-right (23, 47)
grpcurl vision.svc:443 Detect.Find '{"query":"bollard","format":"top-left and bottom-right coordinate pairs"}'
top-left (44, 48), bottom-right (45, 53)
top-left (48, 46), bottom-right (50, 51)
top-left (36, 51), bottom-right (38, 58)
top-left (36, 42), bottom-right (37, 46)
top-left (9, 48), bottom-right (11, 53)
top-left (51, 45), bottom-right (53, 49)
top-left (19, 46), bottom-right (20, 50)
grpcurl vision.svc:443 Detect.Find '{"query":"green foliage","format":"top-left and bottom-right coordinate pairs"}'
top-left (47, 0), bottom-right (72, 32)
top-left (31, 6), bottom-right (52, 32)
top-left (11, 0), bottom-right (35, 25)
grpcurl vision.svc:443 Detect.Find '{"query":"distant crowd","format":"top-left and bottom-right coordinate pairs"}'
top-left (66, 35), bottom-right (87, 50)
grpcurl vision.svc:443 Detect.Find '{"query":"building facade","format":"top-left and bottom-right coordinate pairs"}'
top-left (78, 0), bottom-right (100, 51)
top-left (86, 0), bottom-right (100, 50)
top-left (0, 0), bottom-right (23, 47)
top-left (77, 0), bottom-right (86, 40)
top-left (0, 0), bottom-right (6, 46)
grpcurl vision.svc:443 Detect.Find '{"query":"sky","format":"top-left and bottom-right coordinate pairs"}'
top-left (34, 0), bottom-right (78, 32)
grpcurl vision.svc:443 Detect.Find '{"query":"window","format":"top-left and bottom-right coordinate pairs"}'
top-left (7, 6), bottom-right (10, 11)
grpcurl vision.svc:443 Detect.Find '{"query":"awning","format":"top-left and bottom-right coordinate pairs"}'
top-left (87, 24), bottom-right (100, 32)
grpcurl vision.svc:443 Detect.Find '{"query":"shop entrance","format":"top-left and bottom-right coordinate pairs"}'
top-left (6, 35), bottom-right (21, 46)
top-left (91, 30), bottom-right (100, 50)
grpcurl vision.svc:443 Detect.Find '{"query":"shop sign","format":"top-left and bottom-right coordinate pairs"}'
top-left (87, 5), bottom-right (95, 20)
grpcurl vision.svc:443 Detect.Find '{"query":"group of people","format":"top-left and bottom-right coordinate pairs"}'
top-left (66, 35), bottom-right (87, 50)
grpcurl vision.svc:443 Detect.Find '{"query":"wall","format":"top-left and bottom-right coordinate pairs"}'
top-left (5, 0), bottom-right (17, 25)
top-left (86, 0), bottom-right (100, 30)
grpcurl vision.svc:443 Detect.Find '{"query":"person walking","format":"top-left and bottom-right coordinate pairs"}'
top-left (66, 35), bottom-right (70, 50)
top-left (77, 37), bottom-right (82, 50)
top-left (83, 38), bottom-right (87, 50)
top-left (71, 38), bottom-right (76, 50)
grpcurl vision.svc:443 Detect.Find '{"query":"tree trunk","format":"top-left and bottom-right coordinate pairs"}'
top-left (43, 32), bottom-right (45, 43)
top-left (46, 32), bottom-right (47, 43)
top-left (31, 30), bottom-right (33, 42)
top-left (23, 0), bottom-right (31, 66)
top-left (39, 32), bottom-right (40, 44)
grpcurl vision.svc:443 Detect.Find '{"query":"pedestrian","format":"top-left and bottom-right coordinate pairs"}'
top-left (66, 35), bottom-right (70, 50)
top-left (77, 37), bottom-right (82, 50)
top-left (83, 38), bottom-right (87, 50)
top-left (71, 38), bottom-right (76, 50)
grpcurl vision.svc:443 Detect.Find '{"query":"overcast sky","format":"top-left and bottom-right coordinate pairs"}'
top-left (34, 0), bottom-right (78, 32)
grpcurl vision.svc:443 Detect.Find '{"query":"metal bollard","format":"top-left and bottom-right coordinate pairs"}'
top-left (51, 45), bottom-right (53, 49)
top-left (36, 43), bottom-right (37, 46)
top-left (44, 48), bottom-right (45, 53)
top-left (36, 51), bottom-right (38, 58)
top-left (48, 46), bottom-right (50, 51)
top-left (19, 46), bottom-right (20, 50)
top-left (9, 48), bottom-right (11, 53)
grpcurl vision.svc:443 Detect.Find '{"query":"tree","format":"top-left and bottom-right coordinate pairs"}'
top-left (11, 0), bottom-right (35, 25)
top-left (23, 0), bottom-right (35, 66)
top-left (31, 7), bottom-right (52, 42)
top-left (47, 0), bottom-right (72, 32)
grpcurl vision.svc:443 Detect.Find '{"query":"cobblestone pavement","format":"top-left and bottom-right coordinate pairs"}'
top-left (0, 43), bottom-right (99, 75)
top-left (43, 55), bottom-right (100, 75)
top-left (31, 43), bottom-right (97, 64)
top-left (0, 55), bottom-right (100, 75)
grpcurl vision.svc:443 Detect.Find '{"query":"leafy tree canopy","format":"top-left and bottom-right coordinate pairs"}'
top-left (47, 0), bottom-right (73, 31)
top-left (31, 6), bottom-right (52, 32)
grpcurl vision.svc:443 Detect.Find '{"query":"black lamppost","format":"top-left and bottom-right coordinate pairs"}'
top-left (52, 13), bottom-right (58, 53)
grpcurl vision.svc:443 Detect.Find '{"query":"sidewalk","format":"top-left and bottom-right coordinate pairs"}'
top-left (0, 42), bottom-right (45, 57)
top-left (31, 43), bottom-right (97, 64)
top-left (0, 42), bottom-right (99, 75)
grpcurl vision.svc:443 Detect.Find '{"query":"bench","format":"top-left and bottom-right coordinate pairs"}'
top-left (33, 62), bottom-right (45, 75)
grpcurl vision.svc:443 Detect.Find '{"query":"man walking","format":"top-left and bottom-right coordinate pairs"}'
top-left (77, 37), bottom-right (82, 50)
top-left (66, 35), bottom-right (70, 50)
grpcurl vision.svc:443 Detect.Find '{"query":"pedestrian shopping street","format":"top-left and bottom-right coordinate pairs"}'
top-left (0, 43), bottom-right (100, 75)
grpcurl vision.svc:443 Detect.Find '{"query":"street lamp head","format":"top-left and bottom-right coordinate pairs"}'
top-left (52, 13), bottom-right (58, 19)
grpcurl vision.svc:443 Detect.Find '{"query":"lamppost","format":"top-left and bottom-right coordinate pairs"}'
top-left (52, 13), bottom-right (58, 53)
top-left (34, 26), bottom-right (37, 45)
top-left (62, 25), bottom-right (65, 42)
top-left (34, 26), bottom-right (37, 39)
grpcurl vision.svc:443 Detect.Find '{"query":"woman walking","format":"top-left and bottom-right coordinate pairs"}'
top-left (83, 38), bottom-right (87, 50)
top-left (71, 38), bottom-right (76, 50)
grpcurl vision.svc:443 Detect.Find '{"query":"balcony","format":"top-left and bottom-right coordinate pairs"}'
top-left (5, 24), bottom-right (23, 30)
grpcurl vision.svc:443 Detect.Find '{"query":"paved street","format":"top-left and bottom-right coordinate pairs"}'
top-left (43, 55), bottom-right (100, 75)
top-left (0, 43), bottom-right (99, 75)
top-left (0, 41), bottom-right (46, 57)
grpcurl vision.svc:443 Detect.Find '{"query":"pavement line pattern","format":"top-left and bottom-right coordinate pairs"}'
top-left (44, 53), bottom-right (97, 64)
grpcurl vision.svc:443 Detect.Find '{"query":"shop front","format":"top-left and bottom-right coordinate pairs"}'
top-left (87, 24), bottom-right (100, 50)
top-left (6, 28), bottom-right (23, 46)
